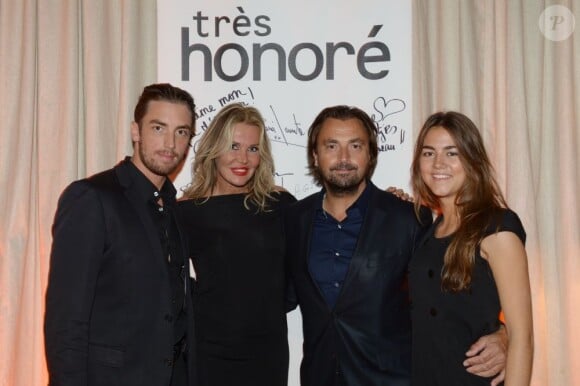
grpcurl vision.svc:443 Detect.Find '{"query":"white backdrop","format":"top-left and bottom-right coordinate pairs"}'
top-left (157, 1), bottom-right (411, 383)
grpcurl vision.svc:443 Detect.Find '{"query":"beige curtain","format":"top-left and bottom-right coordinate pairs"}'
top-left (0, 1), bottom-right (578, 385)
top-left (0, 1), bottom-right (157, 385)
top-left (414, 0), bottom-right (580, 385)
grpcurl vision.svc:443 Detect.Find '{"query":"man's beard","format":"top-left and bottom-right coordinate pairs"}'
top-left (322, 162), bottom-right (365, 195)
top-left (139, 146), bottom-right (183, 177)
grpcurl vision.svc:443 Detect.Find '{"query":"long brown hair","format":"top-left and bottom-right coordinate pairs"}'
top-left (411, 111), bottom-right (507, 291)
top-left (182, 103), bottom-right (275, 211)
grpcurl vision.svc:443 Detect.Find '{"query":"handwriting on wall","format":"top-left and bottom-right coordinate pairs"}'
top-left (195, 86), bottom-right (406, 149)
top-left (191, 86), bottom-right (407, 194)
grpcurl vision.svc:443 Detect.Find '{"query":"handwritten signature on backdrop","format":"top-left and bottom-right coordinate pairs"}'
top-left (192, 86), bottom-right (407, 195)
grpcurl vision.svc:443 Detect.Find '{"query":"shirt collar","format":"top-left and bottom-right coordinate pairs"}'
top-left (317, 180), bottom-right (372, 219)
top-left (121, 157), bottom-right (177, 206)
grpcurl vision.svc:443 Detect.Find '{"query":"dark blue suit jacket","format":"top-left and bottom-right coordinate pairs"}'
top-left (285, 182), bottom-right (431, 386)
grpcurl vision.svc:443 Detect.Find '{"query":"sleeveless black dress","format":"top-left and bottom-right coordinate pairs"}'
top-left (408, 208), bottom-right (525, 386)
top-left (177, 191), bottom-right (296, 386)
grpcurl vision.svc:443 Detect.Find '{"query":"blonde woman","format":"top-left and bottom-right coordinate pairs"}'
top-left (409, 111), bottom-right (533, 386)
top-left (178, 103), bottom-right (295, 386)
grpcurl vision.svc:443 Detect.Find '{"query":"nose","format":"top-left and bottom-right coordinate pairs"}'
top-left (236, 149), bottom-right (248, 164)
top-left (433, 153), bottom-right (445, 168)
top-left (338, 146), bottom-right (350, 161)
top-left (164, 131), bottom-right (176, 149)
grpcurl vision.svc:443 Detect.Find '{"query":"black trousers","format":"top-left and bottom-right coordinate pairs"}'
top-left (170, 339), bottom-right (188, 386)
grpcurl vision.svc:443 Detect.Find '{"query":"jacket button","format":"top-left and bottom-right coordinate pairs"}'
top-left (164, 314), bottom-right (174, 322)
top-left (164, 358), bottom-right (174, 367)
top-left (429, 307), bottom-right (438, 316)
top-left (427, 269), bottom-right (434, 278)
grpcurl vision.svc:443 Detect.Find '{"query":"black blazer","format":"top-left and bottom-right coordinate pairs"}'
top-left (44, 160), bottom-right (196, 386)
top-left (285, 183), bottom-right (431, 386)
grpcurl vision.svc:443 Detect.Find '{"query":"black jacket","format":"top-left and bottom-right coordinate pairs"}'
top-left (45, 160), bottom-right (196, 386)
top-left (285, 183), bottom-right (431, 386)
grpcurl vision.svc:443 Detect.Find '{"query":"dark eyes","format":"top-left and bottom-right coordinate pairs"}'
top-left (421, 150), bottom-right (459, 157)
top-left (325, 143), bottom-right (363, 150)
top-left (176, 129), bottom-right (191, 137)
top-left (152, 126), bottom-right (191, 139)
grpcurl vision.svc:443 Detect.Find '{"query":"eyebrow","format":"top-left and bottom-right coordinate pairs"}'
top-left (323, 138), bottom-right (365, 144)
top-left (148, 119), bottom-right (192, 131)
top-left (148, 119), bottom-right (167, 127)
top-left (232, 141), bottom-right (260, 146)
top-left (422, 144), bottom-right (457, 150)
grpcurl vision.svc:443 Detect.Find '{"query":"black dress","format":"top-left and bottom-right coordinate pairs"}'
top-left (177, 191), bottom-right (296, 386)
top-left (408, 209), bottom-right (525, 386)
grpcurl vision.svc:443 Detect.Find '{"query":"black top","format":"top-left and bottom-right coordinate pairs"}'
top-left (124, 159), bottom-right (186, 342)
top-left (177, 191), bottom-right (296, 386)
top-left (409, 208), bottom-right (526, 386)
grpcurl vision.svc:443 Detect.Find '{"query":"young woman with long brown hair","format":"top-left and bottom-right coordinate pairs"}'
top-left (409, 111), bottom-right (533, 386)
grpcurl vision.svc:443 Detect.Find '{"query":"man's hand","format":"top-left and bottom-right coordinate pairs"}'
top-left (464, 327), bottom-right (508, 386)
top-left (385, 186), bottom-right (413, 202)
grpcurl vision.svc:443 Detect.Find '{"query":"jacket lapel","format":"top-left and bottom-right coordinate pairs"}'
top-left (115, 163), bottom-right (166, 269)
top-left (337, 184), bottom-right (385, 303)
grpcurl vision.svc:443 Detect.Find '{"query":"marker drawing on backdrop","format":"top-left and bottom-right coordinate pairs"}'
top-left (191, 85), bottom-right (408, 195)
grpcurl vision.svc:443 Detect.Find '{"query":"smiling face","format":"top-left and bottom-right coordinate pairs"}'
top-left (131, 100), bottom-right (193, 188)
top-left (213, 122), bottom-right (261, 195)
top-left (419, 126), bottom-right (466, 208)
top-left (313, 117), bottom-right (371, 196)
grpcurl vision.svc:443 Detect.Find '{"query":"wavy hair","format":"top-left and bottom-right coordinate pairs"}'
top-left (182, 103), bottom-right (275, 211)
top-left (411, 111), bottom-right (507, 291)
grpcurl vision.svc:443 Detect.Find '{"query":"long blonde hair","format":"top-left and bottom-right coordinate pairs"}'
top-left (182, 103), bottom-right (276, 211)
top-left (411, 111), bottom-right (507, 292)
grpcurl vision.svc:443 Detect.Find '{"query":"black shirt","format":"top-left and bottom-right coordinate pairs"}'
top-left (123, 158), bottom-right (187, 343)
